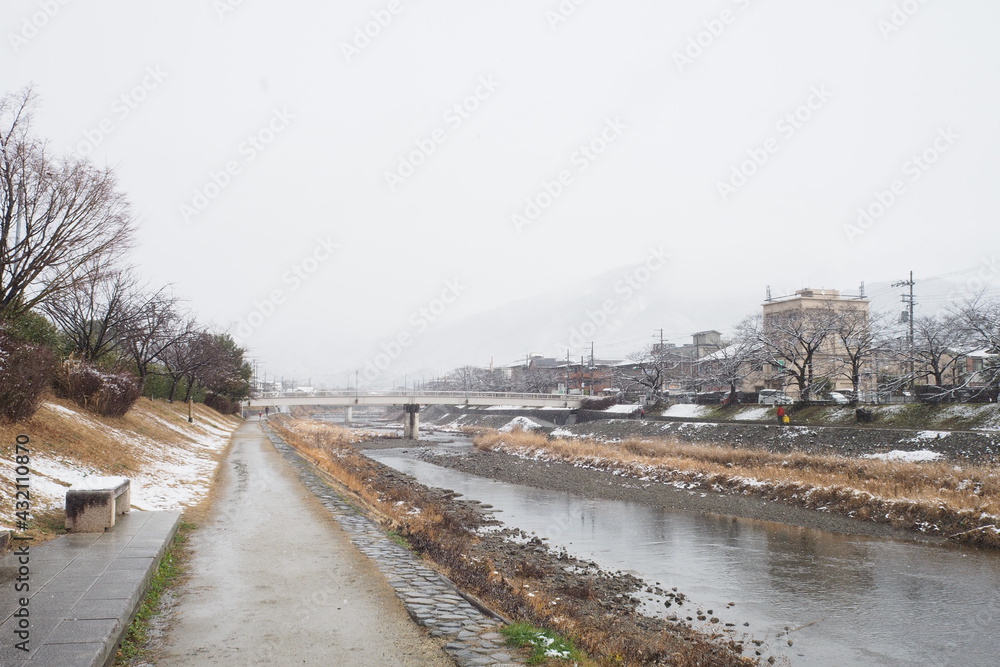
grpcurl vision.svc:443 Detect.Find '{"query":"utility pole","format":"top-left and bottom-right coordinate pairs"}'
top-left (566, 350), bottom-right (571, 394)
top-left (590, 341), bottom-right (594, 396)
top-left (892, 271), bottom-right (916, 389)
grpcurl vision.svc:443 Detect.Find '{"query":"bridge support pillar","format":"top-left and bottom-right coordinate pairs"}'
top-left (344, 406), bottom-right (353, 424)
top-left (402, 404), bottom-right (420, 440)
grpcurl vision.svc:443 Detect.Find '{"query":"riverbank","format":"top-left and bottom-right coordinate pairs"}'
top-left (273, 418), bottom-right (756, 666)
top-left (418, 404), bottom-right (1000, 465)
top-left (391, 438), bottom-right (938, 545)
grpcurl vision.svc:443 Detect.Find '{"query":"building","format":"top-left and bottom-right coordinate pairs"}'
top-left (756, 288), bottom-right (870, 397)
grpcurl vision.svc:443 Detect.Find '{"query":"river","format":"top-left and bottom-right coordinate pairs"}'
top-left (365, 435), bottom-right (1000, 666)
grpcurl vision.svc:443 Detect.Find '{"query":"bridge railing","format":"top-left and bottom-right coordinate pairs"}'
top-left (251, 390), bottom-right (574, 401)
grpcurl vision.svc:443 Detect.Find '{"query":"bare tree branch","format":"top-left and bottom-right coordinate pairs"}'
top-left (1, 87), bottom-right (135, 317)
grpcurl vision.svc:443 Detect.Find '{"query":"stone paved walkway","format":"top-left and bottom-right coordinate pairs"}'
top-left (263, 425), bottom-right (525, 667)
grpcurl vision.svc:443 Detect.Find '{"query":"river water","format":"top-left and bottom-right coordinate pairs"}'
top-left (366, 437), bottom-right (1000, 666)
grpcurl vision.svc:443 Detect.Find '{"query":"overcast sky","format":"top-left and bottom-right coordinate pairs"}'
top-left (6, 1), bottom-right (999, 388)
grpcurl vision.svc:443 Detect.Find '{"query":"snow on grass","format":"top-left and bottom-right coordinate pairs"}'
top-left (499, 416), bottom-right (543, 432)
top-left (550, 427), bottom-right (576, 438)
top-left (907, 430), bottom-right (952, 442)
top-left (733, 406), bottom-right (771, 421)
top-left (603, 404), bottom-right (639, 414)
top-left (864, 450), bottom-right (943, 463)
top-left (1, 400), bottom-right (237, 524)
top-left (662, 404), bottom-right (710, 418)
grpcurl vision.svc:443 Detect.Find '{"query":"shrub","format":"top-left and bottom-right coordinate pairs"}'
top-left (0, 330), bottom-right (56, 422)
top-left (580, 395), bottom-right (617, 410)
top-left (203, 392), bottom-right (239, 415)
top-left (54, 359), bottom-right (142, 417)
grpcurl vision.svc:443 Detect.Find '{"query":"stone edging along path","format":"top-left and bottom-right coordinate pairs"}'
top-left (261, 426), bottom-right (525, 667)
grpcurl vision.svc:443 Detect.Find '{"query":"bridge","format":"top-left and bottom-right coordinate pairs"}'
top-left (245, 390), bottom-right (586, 439)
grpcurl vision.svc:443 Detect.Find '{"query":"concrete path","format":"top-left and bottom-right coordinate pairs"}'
top-left (153, 421), bottom-right (452, 666)
top-left (0, 511), bottom-right (179, 667)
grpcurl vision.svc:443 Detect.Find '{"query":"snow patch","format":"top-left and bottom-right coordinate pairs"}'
top-left (499, 416), bottom-right (543, 432)
top-left (864, 450), bottom-right (943, 463)
top-left (733, 406), bottom-right (771, 421)
top-left (662, 404), bottom-right (710, 418)
top-left (603, 404), bottom-right (639, 414)
top-left (907, 430), bottom-right (952, 442)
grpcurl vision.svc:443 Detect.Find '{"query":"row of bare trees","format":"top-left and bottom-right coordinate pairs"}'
top-left (617, 296), bottom-right (1000, 404)
top-left (1, 86), bottom-right (249, 419)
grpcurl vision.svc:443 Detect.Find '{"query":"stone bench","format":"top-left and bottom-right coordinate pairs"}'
top-left (65, 477), bottom-right (131, 533)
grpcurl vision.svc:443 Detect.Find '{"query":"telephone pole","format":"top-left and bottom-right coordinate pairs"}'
top-left (892, 271), bottom-right (916, 388)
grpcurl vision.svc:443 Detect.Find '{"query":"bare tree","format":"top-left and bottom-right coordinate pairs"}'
top-left (614, 345), bottom-right (678, 399)
top-left (159, 327), bottom-right (210, 402)
top-left (954, 294), bottom-right (1000, 390)
top-left (121, 289), bottom-right (190, 391)
top-left (698, 320), bottom-right (762, 403)
top-left (905, 313), bottom-right (970, 387)
top-left (751, 307), bottom-right (841, 401)
top-left (1, 87), bottom-right (135, 318)
top-left (41, 260), bottom-right (139, 365)
top-left (834, 309), bottom-right (888, 402)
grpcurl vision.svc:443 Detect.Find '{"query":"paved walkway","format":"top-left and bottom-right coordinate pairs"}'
top-left (262, 426), bottom-right (522, 666)
top-left (0, 510), bottom-right (180, 667)
top-left (155, 420), bottom-right (519, 666)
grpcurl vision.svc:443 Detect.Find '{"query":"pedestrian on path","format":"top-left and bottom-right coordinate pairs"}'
top-left (776, 405), bottom-right (785, 424)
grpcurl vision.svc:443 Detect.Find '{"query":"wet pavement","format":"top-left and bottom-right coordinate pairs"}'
top-left (155, 420), bottom-right (522, 666)
top-left (263, 425), bottom-right (523, 667)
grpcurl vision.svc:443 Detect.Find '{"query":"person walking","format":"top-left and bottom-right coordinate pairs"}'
top-left (776, 405), bottom-right (785, 425)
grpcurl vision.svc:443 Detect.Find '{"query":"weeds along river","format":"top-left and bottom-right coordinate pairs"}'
top-left (362, 433), bottom-right (1000, 667)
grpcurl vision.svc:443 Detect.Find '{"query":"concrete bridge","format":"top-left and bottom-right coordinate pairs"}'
top-left (245, 390), bottom-right (585, 439)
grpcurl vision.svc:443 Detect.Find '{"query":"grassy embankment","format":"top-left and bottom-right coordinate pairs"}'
top-left (1, 397), bottom-right (241, 666)
top-left (270, 417), bottom-right (753, 667)
top-left (474, 429), bottom-right (1000, 549)
top-left (0, 397), bottom-right (240, 541)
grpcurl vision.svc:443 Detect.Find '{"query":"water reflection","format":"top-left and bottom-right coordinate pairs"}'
top-left (368, 448), bottom-right (1000, 666)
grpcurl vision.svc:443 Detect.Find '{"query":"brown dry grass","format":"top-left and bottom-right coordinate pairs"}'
top-left (270, 417), bottom-right (751, 666)
top-left (475, 429), bottom-right (1000, 548)
top-left (0, 397), bottom-right (240, 543)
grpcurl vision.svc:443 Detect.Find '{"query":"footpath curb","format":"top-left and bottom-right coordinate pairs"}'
top-left (262, 426), bottom-right (524, 667)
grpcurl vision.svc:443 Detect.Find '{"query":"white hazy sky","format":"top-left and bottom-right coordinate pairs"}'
top-left (6, 1), bottom-right (999, 388)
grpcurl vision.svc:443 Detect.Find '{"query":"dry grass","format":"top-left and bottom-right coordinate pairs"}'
top-left (0, 396), bottom-right (240, 543)
top-left (475, 429), bottom-right (1000, 548)
top-left (270, 417), bottom-right (751, 666)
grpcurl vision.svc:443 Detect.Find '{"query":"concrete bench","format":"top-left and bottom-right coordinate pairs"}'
top-left (65, 477), bottom-right (131, 533)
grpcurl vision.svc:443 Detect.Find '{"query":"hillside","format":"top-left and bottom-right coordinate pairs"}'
top-left (0, 398), bottom-right (241, 541)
